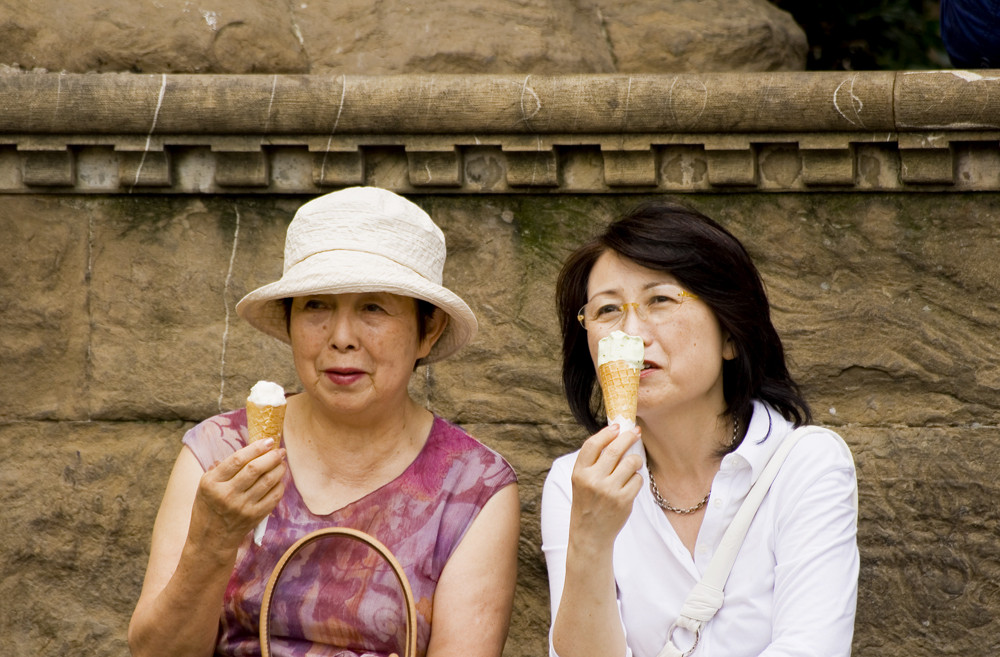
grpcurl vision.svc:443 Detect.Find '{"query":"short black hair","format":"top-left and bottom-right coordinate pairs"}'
top-left (555, 201), bottom-right (811, 445)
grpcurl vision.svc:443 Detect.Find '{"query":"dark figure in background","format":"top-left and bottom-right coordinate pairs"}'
top-left (941, 0), bottom-right (1000, 67)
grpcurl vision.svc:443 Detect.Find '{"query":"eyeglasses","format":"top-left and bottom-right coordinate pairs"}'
top-left (577, 286), bottom-right (699, 332)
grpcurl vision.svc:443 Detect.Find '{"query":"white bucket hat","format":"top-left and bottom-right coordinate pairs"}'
top-left (236, 187), bottom-right (477, 364)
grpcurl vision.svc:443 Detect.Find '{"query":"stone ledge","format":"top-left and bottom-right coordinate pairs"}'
top-left (1, 71), bottom-right (999, 193)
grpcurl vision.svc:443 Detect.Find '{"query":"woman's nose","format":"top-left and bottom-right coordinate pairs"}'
top-left (619, 302), bottom-right (647, 334)
top-left (327, 312), bottom-right (360, 351)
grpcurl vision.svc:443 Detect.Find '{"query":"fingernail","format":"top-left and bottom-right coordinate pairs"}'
top-left (262, 437), bottom-right (274, 447)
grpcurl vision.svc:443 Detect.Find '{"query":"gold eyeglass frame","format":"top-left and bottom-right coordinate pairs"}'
top-left (577, 289), bottom-right (699, 330)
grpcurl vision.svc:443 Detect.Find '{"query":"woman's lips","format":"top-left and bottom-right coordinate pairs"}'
top-left (639, 361), bottom-right (657, 377)
top-left (324, 369), bottom-right (365, 385)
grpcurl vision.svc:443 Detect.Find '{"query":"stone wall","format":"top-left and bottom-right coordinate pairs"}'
top-left (0, 0), bottom-right (806, 75)
top-left (3, 69), bottom-right (1000, 657)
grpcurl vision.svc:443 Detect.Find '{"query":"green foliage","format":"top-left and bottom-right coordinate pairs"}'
top-left (771, 0), bottom-right (949, 70)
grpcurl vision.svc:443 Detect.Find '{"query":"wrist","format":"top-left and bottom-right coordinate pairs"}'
top-left (565, 533), bottom-right (615, 573)
top-left (184, 523), bottom-right (241, 568)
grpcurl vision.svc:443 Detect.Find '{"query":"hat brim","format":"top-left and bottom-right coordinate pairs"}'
top-left (235, 250), bottom-right (477, 364)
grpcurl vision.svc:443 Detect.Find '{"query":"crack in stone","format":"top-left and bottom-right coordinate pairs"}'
top-left (129, 73), bottom-right (167, 193)
top-left (218, 206), bottom-right (241, 413)
top-left (318, 75), bottom-right (348, 183)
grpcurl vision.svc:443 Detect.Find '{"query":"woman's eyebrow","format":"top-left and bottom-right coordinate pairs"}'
top-left (593, 281), bottom-right (675, 295)
top-left (644, 280), bottom-right (682, 289)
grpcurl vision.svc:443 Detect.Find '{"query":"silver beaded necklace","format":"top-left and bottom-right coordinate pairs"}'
top-left (648, 415), bottom-right (739, 515)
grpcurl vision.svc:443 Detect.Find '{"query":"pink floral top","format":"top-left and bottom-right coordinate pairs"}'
top-left (182, 410), bottom-right (517, 657)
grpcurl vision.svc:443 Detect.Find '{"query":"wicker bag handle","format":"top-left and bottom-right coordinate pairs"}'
top-left (259, 527), bottom-right (418, 657)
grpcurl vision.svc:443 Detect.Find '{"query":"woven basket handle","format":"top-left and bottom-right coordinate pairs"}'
top-left (259, 527), bottom-right (418, 657)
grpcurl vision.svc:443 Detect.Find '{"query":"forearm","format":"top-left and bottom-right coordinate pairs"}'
top-left (552, 539), bottom-right (627, 657)
top-left (128, 540), bottom-right (237, 657)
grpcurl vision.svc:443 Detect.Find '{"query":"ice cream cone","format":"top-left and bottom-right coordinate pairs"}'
top-left (246, 400), bottom-right (285, 448)
top-left (246, 380), bottom-right (286, 546)
top-left (598, 360), bottom-right (640, 426)
top-left (596, 330), bottom-right (643, 431)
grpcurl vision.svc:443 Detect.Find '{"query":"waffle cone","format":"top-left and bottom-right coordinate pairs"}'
top-left (598, 360), bottom-right (640, 425)
top-left (246, 400), bottom-right (285, 448)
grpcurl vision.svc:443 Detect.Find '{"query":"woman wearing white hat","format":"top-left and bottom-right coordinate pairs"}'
top-left (129, 187), bottom-right (519, 657)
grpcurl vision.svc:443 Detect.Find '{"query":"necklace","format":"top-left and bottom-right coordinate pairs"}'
top-left (649, 474), bottom-right (710, 514)
top-left (647, 415), bottom-right (739, 515)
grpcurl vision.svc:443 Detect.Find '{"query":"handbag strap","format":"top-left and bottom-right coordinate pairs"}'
top-left (657, 425), bottom-right (830, 657)
top-left (259, 526), bottom-right (418, 657)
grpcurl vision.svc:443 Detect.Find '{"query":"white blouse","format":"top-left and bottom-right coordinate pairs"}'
top-left (541, 401), bottom-right (859, 657)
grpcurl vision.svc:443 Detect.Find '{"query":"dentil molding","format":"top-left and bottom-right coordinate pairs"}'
top-left (1, 71), bottom-right (999, 194)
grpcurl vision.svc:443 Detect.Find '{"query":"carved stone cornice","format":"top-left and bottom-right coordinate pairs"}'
top-left (2, 71), bottom-right (999, 193)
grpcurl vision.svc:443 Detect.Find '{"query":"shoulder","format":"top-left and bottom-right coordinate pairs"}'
top-left (781, 424), bottom-right (855, 474)
top-left (769, 423), bottom-right (858, 516)
top-left (426, 415), bottom-right (517, 488)
top-left (181, 408), bottom-right (247, 470)
top-left (746, 402), bottom-right (854, 476)
top-left (184, 408), bottom-right (248, 443)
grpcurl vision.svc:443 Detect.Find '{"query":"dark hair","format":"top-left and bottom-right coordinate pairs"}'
top-left (556, 201), bottom-right (811, 445)
top-left (281, 297), bottom-right (439, 367)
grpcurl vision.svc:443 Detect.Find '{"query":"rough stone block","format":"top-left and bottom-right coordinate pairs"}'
top-left (0, 420), bottom-right (185, 657)
top-left (312, 149), bottom-right (365, 187)
top-left (22, 149), bottom-right (75, 187)
top-left (85, 198), bottom-right (298, 420)
top-left (505, 150), bottom-right (558, 187)
top-left (848, 425), bottom-right (1000, 655)
top-left (602, 149), bottom-right (657, 187)
top-left (900, 147), bottom-right (955, 185)
top-left (758, 143), bottom-right (803, 189)
top-left (801, 148), bottom-right (856, 186)
top-left (118, 150), bottom-right (172, 188)
top-left (214, 150), bottom-right (270, 188)
top-left (855, 144), bottom-right (902, 189)
top-left (406, 149), bottom-right (462, 187)
top-left (706, 149), bottom-right (757, 186)
top-left (0, 196), bottom-right (90, 419)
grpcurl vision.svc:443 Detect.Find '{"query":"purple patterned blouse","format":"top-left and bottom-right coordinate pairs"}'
top-left (182, 409), bottom-right (517, 657)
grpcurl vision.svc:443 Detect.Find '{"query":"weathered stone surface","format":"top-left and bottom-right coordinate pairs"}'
top-left (5, 190), bottom-right (1000, 656)
top-left (850, 425), bottom-right (1000, 655)
top-left (596, 0), bottom-right (806, 72)
top-left (0, 0), bottom-right (805, 75)
top-left (0, 0), bottom-right (308, 74)
top-left (0, 419), bottom-right (188, 657)
top-left (86, 197), bottom-right (301, 421)
top-left (692, 193), bottom-right (1000, 428)
top-left (0, 196), bottom-right (90, 420)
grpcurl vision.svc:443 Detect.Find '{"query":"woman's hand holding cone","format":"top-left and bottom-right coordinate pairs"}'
top-left (567, 424), bottom-right (643, 550)
top-left (188, 439), bottom-right (287, 557)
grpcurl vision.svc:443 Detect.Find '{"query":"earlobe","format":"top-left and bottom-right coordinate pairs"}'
top-left (723, 334), bottom-right (737, 361)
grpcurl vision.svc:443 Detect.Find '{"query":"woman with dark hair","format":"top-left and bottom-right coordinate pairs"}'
top-left (541, 201), bottom-right (858, 657)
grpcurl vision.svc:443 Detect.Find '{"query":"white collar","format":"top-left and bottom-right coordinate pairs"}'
top-left (628, 401), bottom-right (796, 484)
top-left (721, 400), bottom-right (795, 485)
